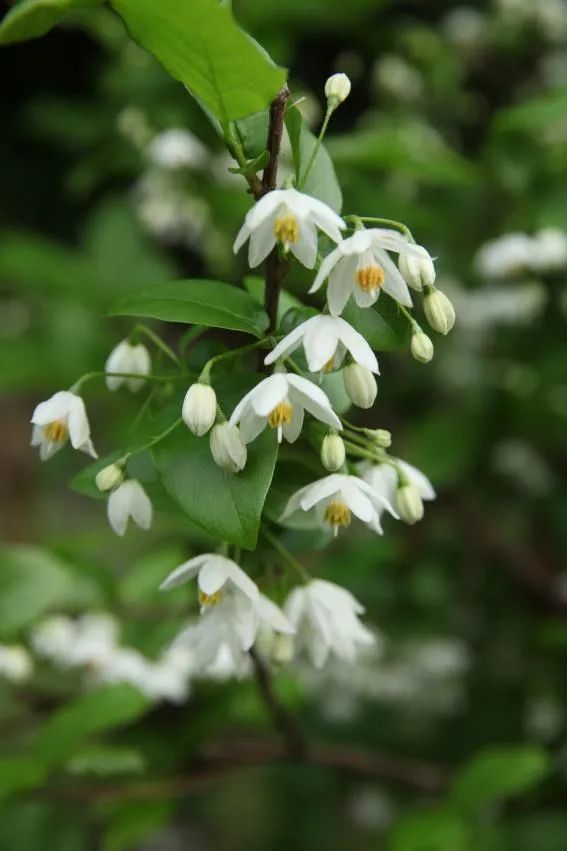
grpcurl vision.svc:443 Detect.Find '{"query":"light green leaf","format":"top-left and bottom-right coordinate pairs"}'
top-left (0, 0), bottom-right (102, 44)
top-left (244, 275), bottom-right (302, 322)
top-left (450, 745), bottom-right (551, 813)
top-left (153, 387), bottom-right (278, 549)
top-left (342, 298), bottom-right (410, 351)
top-left (35, 685), bottom-right (150, 766)
top-left (390, 807), bottom-right (470, 851)
top-left (110, 0), bottom-right (286, 122)
top-left (66, 745), bottom-right (146, 777)
top-left (285, 105), bottom-right (342, 212)
top-left (109, 279), bottom-right (269, 338)
top-left (0, 546), bottom-right (100, 638)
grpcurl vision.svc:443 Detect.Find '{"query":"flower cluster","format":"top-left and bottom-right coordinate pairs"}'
top-left (30, 74), bottom-right (454, 681)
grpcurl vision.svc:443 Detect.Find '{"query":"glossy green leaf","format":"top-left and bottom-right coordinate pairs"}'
top-left (342, 297), bottom-right (410, 351)
top-left (0, 0), bottom-right (102, 44)
top-left (285, 104), bottom-right (342, 212)
top-left (110, 0), bottom-right (286, 122)
top-left (109, 279), bottom-right (269, 338)
top-left (451, 746), bottom-right (551, 813)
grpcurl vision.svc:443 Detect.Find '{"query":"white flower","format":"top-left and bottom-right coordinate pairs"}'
top-left (209, 422), bottom-right (247, 473)
top-left (265, 314), bottom-right (379, 374)
top-left (360, 459), bottom-right (435, 524)
top-left (160, 553), bottom-right (259, 608)
top-left (229, 371), bottom-right (341, 444)
top-left (182, 383), bottom-right (217, 436)
top-left (310, 229), bottom-right (415, 315)
top-left (105, 340), bottom-right (151, 392)
top-left (475, 233), bottom-right (534, 279)
top-left (325, 73), bottom-right (351, 105)
top-left (281, 473), bottom-right (397, 535)
top-left (0, 645), bottom-right (33, 682)
top-left (30, 615), bottom-right (76, 665)
top-left (147, 128), bottom-right (208, 170)
top-left (531, 228), bottom-right (567, 272)
top-left (284, 580), bottom-right (375, 667)
top-left (107, 479), bottom-right (153, 536)
top-left (233, 188), bottom-right (345, 269)
top-left (31, 391), bottom-right (97, 461)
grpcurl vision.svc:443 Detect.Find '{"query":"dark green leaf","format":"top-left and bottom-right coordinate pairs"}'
top-left (0, 0), bottom-right (102, 44)
top-left (0, 758), bottom-right (47, 800)
top-left (109, 279), bottom-right (269, 338)
top-left (285, 104), bottom-right (342, 212)
top-left (342, 297), bottom-right (410, 351)
top-left (235, 109), bottom-right (270, 160)
top-left (110, 0), bottom-right (286, 122)
top-left (390, 807), bottom-right (470, 851)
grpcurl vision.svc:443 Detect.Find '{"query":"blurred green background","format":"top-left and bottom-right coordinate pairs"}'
top-left (1, 0), bottom-right (567, 848)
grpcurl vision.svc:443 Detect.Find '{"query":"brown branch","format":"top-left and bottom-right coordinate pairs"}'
top-left (50, 736), bottom-right (448, 803)
top-left (248, 647), bottom-right (306, 758)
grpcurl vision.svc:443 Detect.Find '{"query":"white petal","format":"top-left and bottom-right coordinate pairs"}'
top-left (356, 477), bottom-right (399, 518)
top-left (245, 190), bottom-right (285, 229)
top-left (250, 374), bottom-right (289, 417)
top-left (398, 459), bottom-right (435, 500)
top-left (258, 594), bottom-right (295, 634)
top-left (198, 556), bottom-right (231, 595)
top-left (368, 228), bottom-right (415, 254)
top-left (127, 345), bottom-right (151, 392)
top-left (248, 214), bottom-right (277, 267)
top-left (226, 562), bottom-right (260, 602)
top-left (233, 221), bottom-right (251, 255)
top-left (303, 317), bottom-right (339, 372)
top-left (376, 247), bottom-right (413, 307)
top-left (31, 391), bottom-right (73, 426)
top-left (282, 404), bottom-right (304, 443)
top-left (291, 220), bottom-right (318, 268)
top-left (107, 483), bottom-right (131, 536)
top-left (40, 439), bottom-right (64, 461)
top-left (30, 424), bottom-right (43, 447)
top-left (299, 474), bottom-right (343, 511)
top-left (264, 317), bottom-right (316, 367)
top-left (309, 245), bottom-right (342, 293)
top-left (126, 480), bottom-right (152, 530)
top-left (307, 197), bottom-right (346, 241)
top-left (327, 257), bottom-right (357, 316)
top-left (280, 483), bottom-right (314, 520)
top-left (287, 374), bottom-right (341, 430)
top-left (160, 554), bottom-right (211, 590)
top-left (335, 318), bottom-right (379, 373)
top-left (238, 409), bottom-right (267, 444)
top-left (79, 438), bottom-right (98, 459)
top-left (353, 286), bottom-right (380, 309)
top-left (67, 395), bottom-right (91, 450)
top-left (340, 483), bottom-right (376, 523)
top-left (105, 341), bottom-right (131, 391)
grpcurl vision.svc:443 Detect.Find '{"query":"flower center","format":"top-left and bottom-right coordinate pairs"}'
top-left (43, 419), bottom-right (68, 444)
top-left (322, 356), bottom-right (335, 373)
top-left (355, 265), bottom-right (385, 293)
top-left (324, 499), bottom-right (352, 531)
top-left (274, 215), bottom-right (299, 246)
top-left (199, 590), bottom-right (222, 607)
top-left (268, 401), bottom-right (293, 429)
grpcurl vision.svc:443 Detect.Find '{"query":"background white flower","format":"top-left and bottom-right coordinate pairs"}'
top-left (160, 553), bottom-right (259, 607)
top-left (229, 371), bottom-right (341, 444)
top-left (107, 479), bottom-right (153, 536)
top-left (105, 340), bottom-right (151, 392)
top-left (233, 188), bottom-right (345, 269)
top-left (284, 579), bottom-right (375, 667)
top-left (31, 390), bottom-right (96, 461)
top-left (310, 229), bottom-right (414, 315)
top-left (265, 315), bottom-right (379, 374)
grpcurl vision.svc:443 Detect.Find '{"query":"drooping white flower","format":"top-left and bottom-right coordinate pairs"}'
top-left (31, 391), bottom-right (97, 461)
top-left (160, 553), bottom-right (259, 608)
top-left (281, 473), bottom-right (397, 536)
top-left (284, 579), bottom-right (375, 668)
top-left (229, 371), bottom-right (341, 445)
top-left (233, 188), bottom-right (345, 269)
top-left (475, 232), bottom-right (534, 279)
top-left (265, 315), bottom-right (379, 374)
top-left (209, 422), bottom-right (247, 473)
top-left (0, 645), bottom-right (33, 682)
top-left (107, 479), bottom-right (153, 536)
top-left (147, 128), bottom-right (208, 170)
top-left (105, 340), bottom-right (151, 392)
top-left (310, 229), bottom-right (416, 315)
top-left (359, 458), bottom-right (435, 525)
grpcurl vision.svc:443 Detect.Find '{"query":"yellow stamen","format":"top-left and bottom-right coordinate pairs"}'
top-left (268, 401), bottom-right (293, 429)
top-left (324, 499), bottom-right (352, 531)
top-left (355, 265), bottom-right (384, 293)
top-left (199, 590), bottom-right (222, 606)
top-left (43, 419), bottom-right (68, 444)
top-left (274, 215), bottom-right (299, 246)
top-left (322, 356), bottom-right (335, 374)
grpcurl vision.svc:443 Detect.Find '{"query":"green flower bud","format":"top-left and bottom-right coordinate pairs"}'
top-left (343, 363), bottom-right (377, 409)
top-left (95, 463), bottom-right (124, 493)
top-left (423, 288), bottom-right (456, 336)
top-left (210, 422), bottom-right (247, 473)
top-left (411, 330), bottom-right (434, 363)
top-left (396, 482), bottom-right (424, 524)
top-left (325, 73), bottom-right (351, 107)
top-left (182, 383), bottom-right (217, 436)
top-left (321, 433), bottom-right (346, 472)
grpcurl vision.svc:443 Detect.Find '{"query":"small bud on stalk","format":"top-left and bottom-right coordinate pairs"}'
top-left (182, 383), bottom-right (217, 436)
top-left (343, 363), bottom-right (377, 409)
top-left (364, 428), bottom-right (392, 448)
top-left (95, 463), bottom-right (124, 493)
top-left (396, 482), bottom-right (424, 524)
top-left (321, 433), bottom-right (346, 472)
top-left (324, 73), bottom-right (351, 108)
top-left (398, 246), bottom-right (436, 292)
top-left (411, 330), bottom-right (434, 363)
top-left (210, 422), bottom-right (247, 473)
top-left (423, 288), bottom-right (456, 336)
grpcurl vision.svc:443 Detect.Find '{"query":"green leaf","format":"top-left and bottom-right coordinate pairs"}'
top-left (35, 684), bottom-right (150, 766)
top-left (0, 758), bottom-right (47, 800)
top-left (235, 109), bottom-right (270, 160)
top-left (103, 801), bottom-right (173, 851)
top-left (0, 546), bottom-right (100, 638)
top-left (66, 745), bottom-right (146, 777)
top-left (285, 104), bottom-right (342, 212)
top-left (109, 279), bottom-right (269, 338)
top-left (450, 746), bottom-right (551, 813)
top-left (244, 275), bottom-right (302, 322)
top-left (342, 297), bottom-right (410, 351)
top-left (0, 0), bottom-right (102, 44)
top-left (110, 0), bottom-right (286, 122)
top-left (390, 807), bottom-right (470, 851)
top-left (153, 392), bottom-right (278, 549)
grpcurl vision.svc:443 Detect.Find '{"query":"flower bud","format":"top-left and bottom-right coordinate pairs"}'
top-left (398, 247), bottom-right (436, 292)
top-left (363, 428), bottom-right (392, 448)
top-left (411, 330), bottom-right (434, 363)
top-left (95, 463), bottom-right (124, 493)
top-left (182, 383), bottom-right (217, 436)
top-left (343, 364), bottom-right (377, 409)
top-left (395, 482), bottom-right (424, 524)
top-left (321, 433), bottom-right (346, 472)
top-left (271, 633), bottom-right (294, 666)
top-left (423, 288), bottom-right (455, 336)
top-left (210, 422), bottom-right (247, 473)
top-left (325, 73), bottom-right (351, 106)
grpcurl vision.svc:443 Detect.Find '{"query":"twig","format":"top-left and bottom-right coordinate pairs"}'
top-left (248, 647), bottom-right (307, 758)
